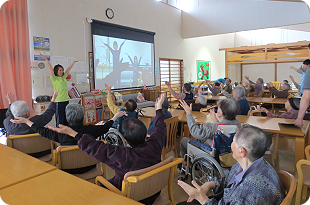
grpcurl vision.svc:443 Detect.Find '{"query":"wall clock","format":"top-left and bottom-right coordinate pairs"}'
top-left (106, 8), bottom-right (114, 19)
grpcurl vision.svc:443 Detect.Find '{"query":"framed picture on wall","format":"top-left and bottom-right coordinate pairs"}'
top-left (197, 60), bottom-right (210, 81)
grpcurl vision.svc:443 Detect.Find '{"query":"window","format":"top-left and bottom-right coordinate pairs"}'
top-left (160, 58), bottom-right (183, 102)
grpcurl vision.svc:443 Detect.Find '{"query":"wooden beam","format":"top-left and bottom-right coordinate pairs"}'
top-left (227, 58), bottom-right (305, 65)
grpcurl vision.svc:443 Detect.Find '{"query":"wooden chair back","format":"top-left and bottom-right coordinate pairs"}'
top-left (277, 170), bottom-right (296, 205)
top-left (257, 91), bottom-right (264, 97)
top-left (54, 145), bottom-right (106, 181)
top-left (96, 157), bottom-right (183, 205)
top-left (161, 117), bottom-right (179, 160)
top-left (295, 145), bottom-right (310, 205)
top-left (306, 145), bottom-right (310, 160)
top-left (247, 92), bottom-right (254, 97)
top-left (6, 133), bottom-right (53, 162)
top-left (272, 81), bottom-right (281, 89)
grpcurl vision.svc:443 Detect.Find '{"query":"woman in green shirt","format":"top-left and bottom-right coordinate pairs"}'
top-left (41, 54), bottom-right (77, 127)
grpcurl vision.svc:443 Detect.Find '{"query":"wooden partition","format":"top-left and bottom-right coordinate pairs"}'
top-left (220, 41), bottom-right (310, 81)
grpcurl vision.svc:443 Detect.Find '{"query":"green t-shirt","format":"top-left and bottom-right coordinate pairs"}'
top-left (50, 73), bottom-right (69, 102)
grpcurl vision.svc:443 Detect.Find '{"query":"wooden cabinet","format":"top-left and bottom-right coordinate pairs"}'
top-left (142, 87), bottom-right (160, 101)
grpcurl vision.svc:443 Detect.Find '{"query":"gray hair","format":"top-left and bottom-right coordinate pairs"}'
top-left (11, 101), bottom-right (30, 118)
top-left (65, 104), bottom-right (84, 127)
top-left (283, 83), bottom-right (291, 91)
top-left (234, 86), bottom-right (246, 100)
top-left (234, 124), bottom-right (268, 162)
top-left (217, 98), bottom-right (239, 120)
top-left (257, 78), bottom-right (264, 84)
top-left (197, 95), bottom-right (207, 105)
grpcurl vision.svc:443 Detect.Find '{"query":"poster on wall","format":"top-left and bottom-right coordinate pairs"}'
top-left (33, 36), bottom-right (50, 61)
top-left (197, 60), bottom-right (210, 81)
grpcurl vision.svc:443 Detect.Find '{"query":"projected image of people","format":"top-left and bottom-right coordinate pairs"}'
top-left (93, 35), bottom-right (154, 90)
top-left (125, 53), bottom-right (144, 87)
top-left (101, 39), bottom-right (126, 86)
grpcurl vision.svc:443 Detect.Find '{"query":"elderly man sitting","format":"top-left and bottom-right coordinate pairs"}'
top-left (177, 124), bottom-right (285, 205)
top-left (4, 91), bottom-right (58, 136)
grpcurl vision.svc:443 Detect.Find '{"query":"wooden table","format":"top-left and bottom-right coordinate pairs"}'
top-left (139, 107), bottom-right (207, 125)
top-left (194, 115), bottom-right (310, 166)
top-left (206, 96), bottom-right (287, 111)
top-left (0, 170), bottom-right (142, 205)
top-left (0, 144), bottom-right (57, 190)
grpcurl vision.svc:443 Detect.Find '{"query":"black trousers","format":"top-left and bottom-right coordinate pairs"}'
top-left (55, 101), bottom-right (69, 127)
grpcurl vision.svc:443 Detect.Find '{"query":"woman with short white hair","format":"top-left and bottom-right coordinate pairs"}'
top-left (222, 86), bottom-right (250, 115)
top-left (177, 125), bottom-right (285, 205)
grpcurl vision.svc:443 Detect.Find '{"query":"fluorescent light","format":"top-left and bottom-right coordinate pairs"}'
top-left (0, 0), bottom-right (8, 8)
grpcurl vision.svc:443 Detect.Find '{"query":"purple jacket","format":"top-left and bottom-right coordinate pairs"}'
top-left (249, 80), bottom-right (263, 96)
top-left (267, 109), bottom-right (298, 119)
top-left (74, 110), bottom-right (166, 190)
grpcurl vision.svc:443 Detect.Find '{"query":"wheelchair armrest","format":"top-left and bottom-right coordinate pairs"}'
top-left (95, 176), bottom-right (123, 195)
top-left (189, 139), bottom-right (212, 152)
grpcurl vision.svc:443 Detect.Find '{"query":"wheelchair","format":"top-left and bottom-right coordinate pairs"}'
top-left (179, 124), bottom-right (238, 186)
top-left (101, 128), bottom-right (128, 147)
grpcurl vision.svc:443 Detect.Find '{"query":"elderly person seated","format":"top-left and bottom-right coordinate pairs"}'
top-left (222, 86), bottom-right (250, 115)
top-left (11, 104), bottom-right (124, 174)
top-left (223, 78), bottom-right (232, 94)
top-left (4, 91), bottom-right (57, 136)
top-left (11, 103), bottom-right (117, 146)
top-left (177, 125), bottom-right (285, 205)
top-left (244, 75), bottom-right (264, 96)
top-left (267, 82), bottom-right (290, 98)
top-left (256, 97), bottom-right (299, 119)
top-left (179, 98), bottom-right (240, 161)
top-left (46, 94), bottom-right (167, 205)
top-left (104, 84), bottom-right (138, 129)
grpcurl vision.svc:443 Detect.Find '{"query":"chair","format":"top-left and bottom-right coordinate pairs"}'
top-left (272, 81), bottom-right (281, 90)
top-left (257, 91), bottom-right (264, 97)
top-left (100, 95), bottom-right (124, 120)
top-left (247, 92), bottom-right (254, 97)
top-left (295, 145), bottom-right (310, 205)
top-left (276, 170), bottom-right (296, 205)
top-left (53, 145), bottom-right (106, 182)
top-left (95, 157), bottom-right (183, 205)
top-left (6, 133), bottom-right (54, 162)
top-left (161, 116), bottom-right (179, 160)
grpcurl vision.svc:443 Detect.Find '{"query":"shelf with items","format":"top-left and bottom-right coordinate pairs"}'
top-left (82, 94), bottom-right (109, 125)
top-left (142, 86), bottom-right (160, 101)
top-left (81, 93), bottom-right (125, 125)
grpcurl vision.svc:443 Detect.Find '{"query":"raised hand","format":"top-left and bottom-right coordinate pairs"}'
top-left (40, 53), bottom-right (48, 61)
top-left (5, 92), bottom-right (14, 104)
top-left (112, 111), bottom-right (126, 121)
top-left (179, 100), bottom-right (192, 115)
top-left (51, 90), bottom-right (58, 102)
top-left (104, 83), bottom-right (111, 94)
top-left (256, 107), bottom-right (268, 113)
top-left (245, 75), bottom-right (249, 80)
top-left (48, 124), bottom-right (78, 137)
top-left (165, 81), bottom-right (171, 87)
top-left (10, 117), bottom-right (31, 125)
top-left (155, 93), bottom-right (165, 110)
top-left (198, 87), bottom-right (202, 95)
top-left (177, 180), bottom-right (209, 204)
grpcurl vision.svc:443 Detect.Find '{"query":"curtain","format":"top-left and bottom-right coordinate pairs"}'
top-left (0, 0), bottom-right (32, 114)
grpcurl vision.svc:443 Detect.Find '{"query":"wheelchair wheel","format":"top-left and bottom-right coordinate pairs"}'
top-left (191, 154), bottom-right (225, 186)
top-left (103, 128), bottom-right (127, 146)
